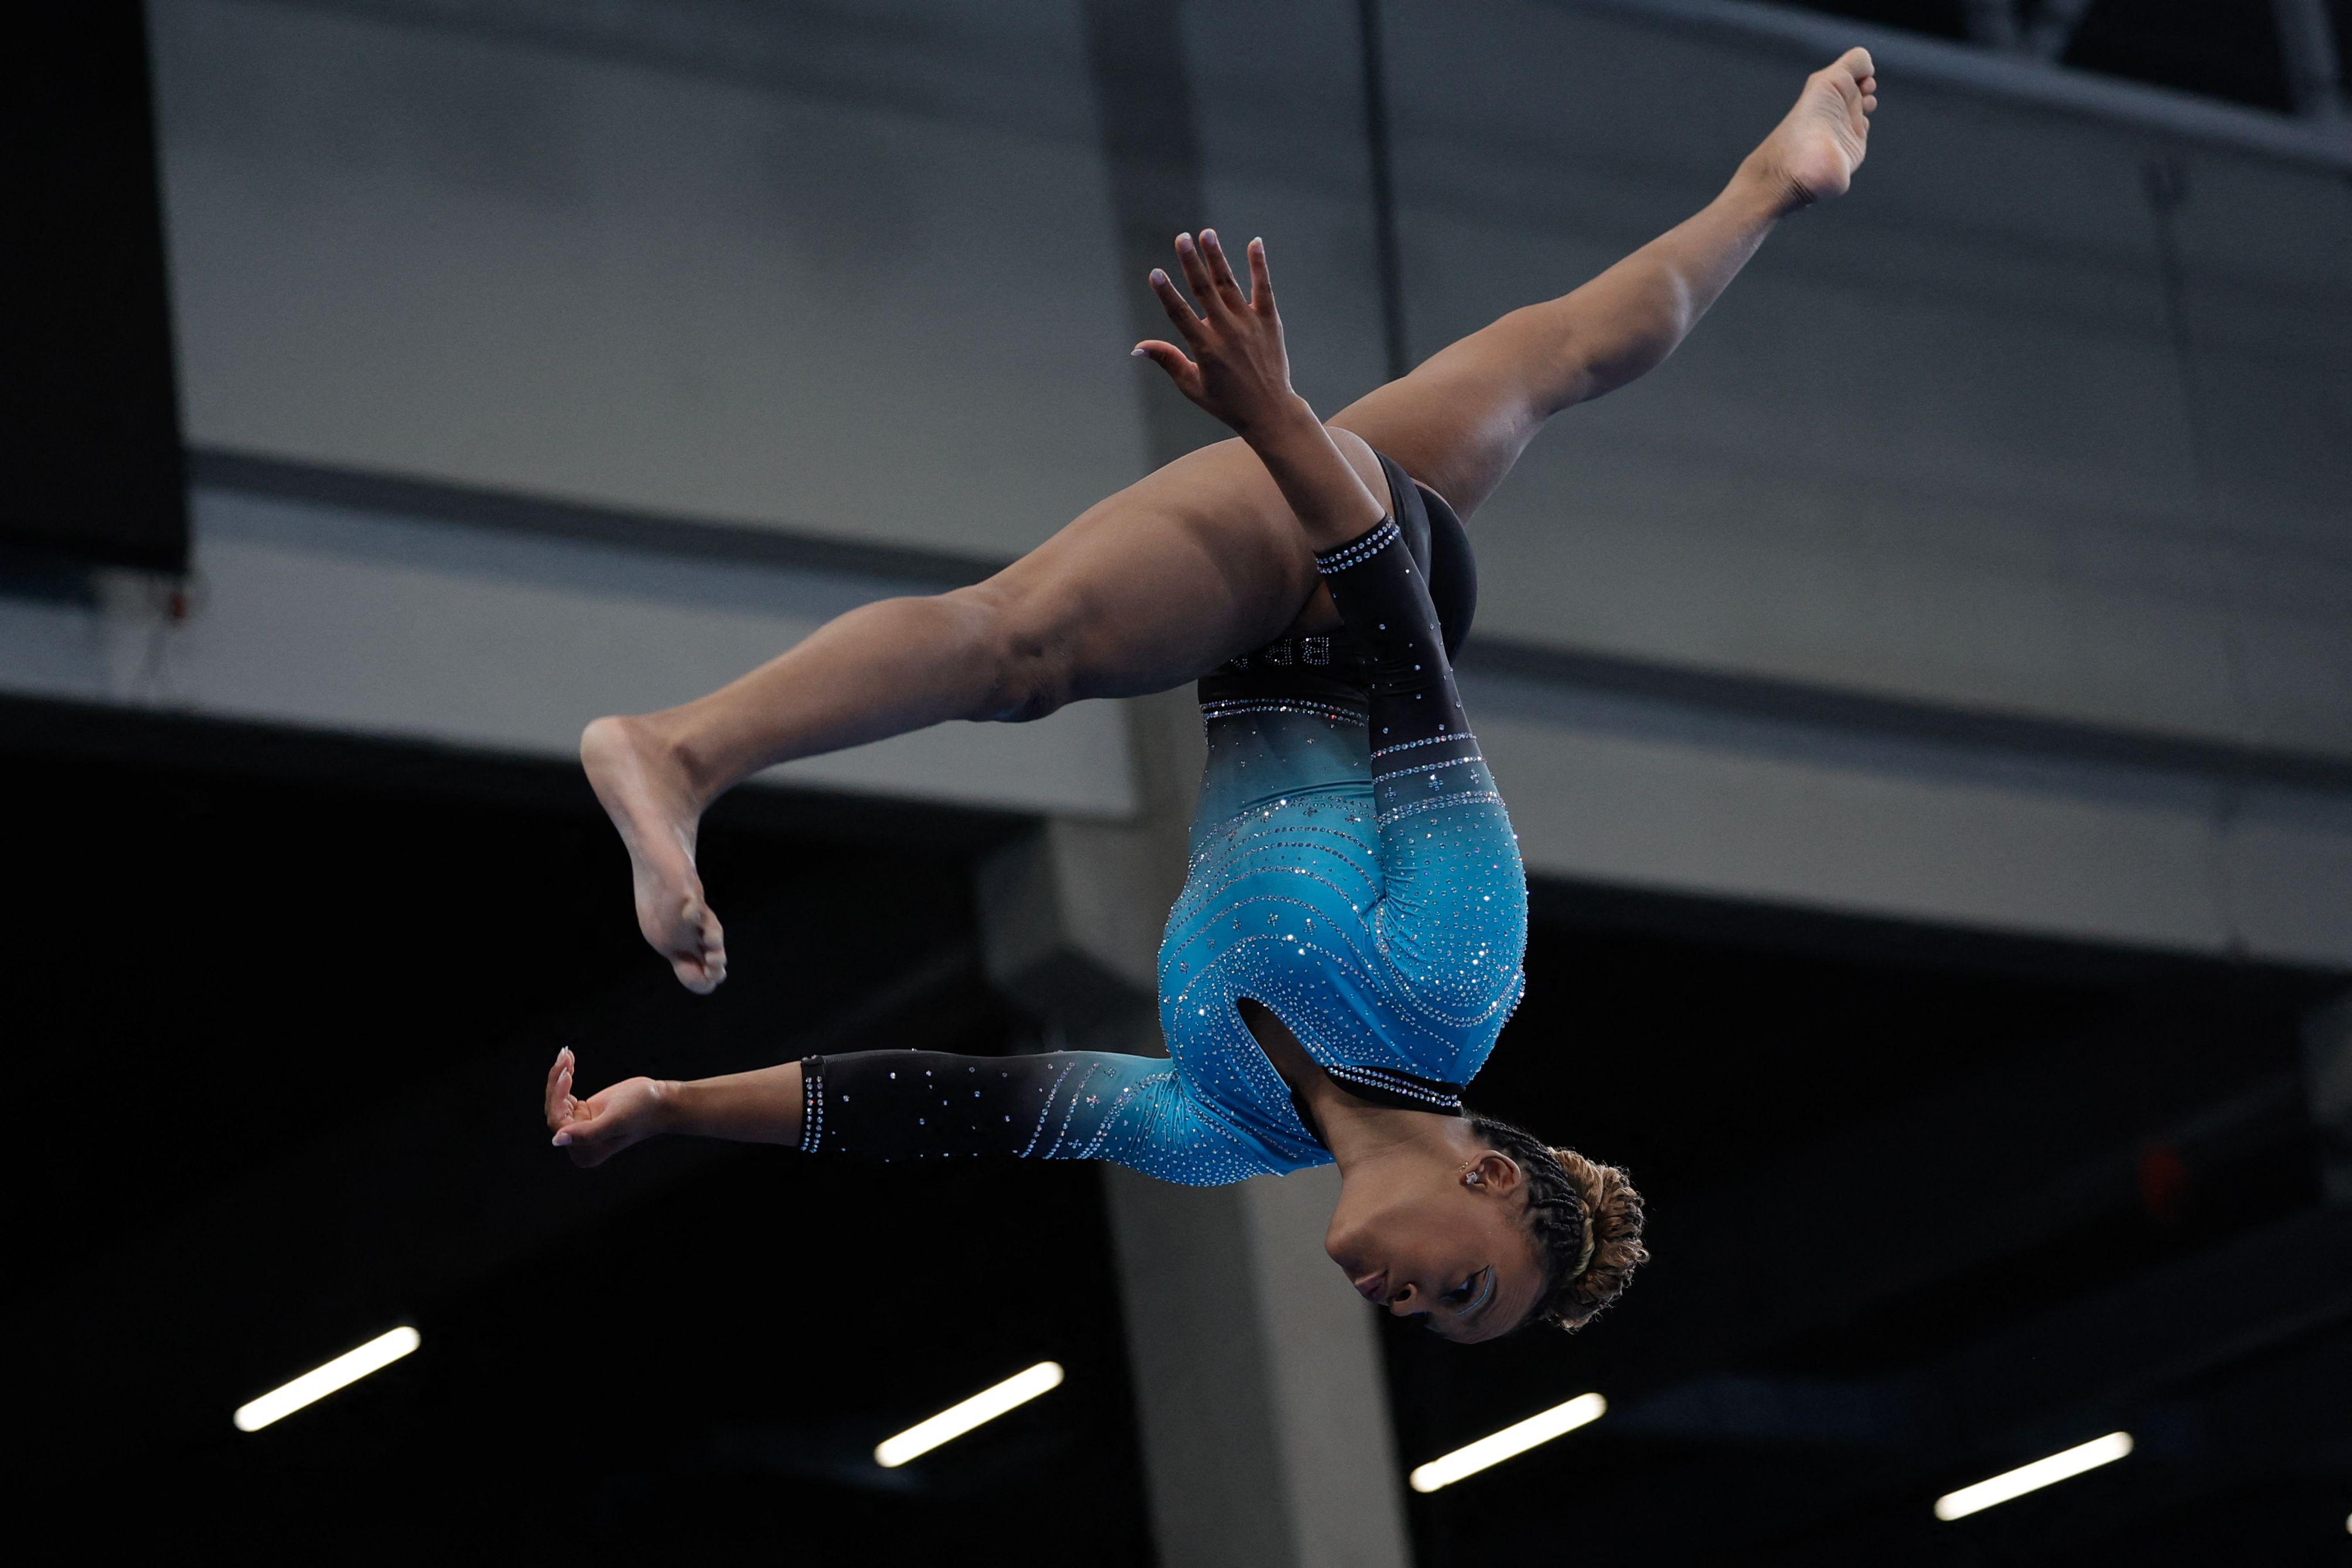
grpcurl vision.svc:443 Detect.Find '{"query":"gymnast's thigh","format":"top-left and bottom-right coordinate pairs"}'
top-left (972, 439), bottom-right (1356, 704)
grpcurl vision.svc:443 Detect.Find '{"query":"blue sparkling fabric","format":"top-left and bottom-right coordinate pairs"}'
top-left (798, 459), bottom-right (1526, 1185)
top-left (1144, 694), bottom-right (1527, 1181)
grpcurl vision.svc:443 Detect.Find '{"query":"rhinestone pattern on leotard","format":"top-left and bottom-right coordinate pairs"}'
top-left (792, 475), bottom-right (1526, 1187)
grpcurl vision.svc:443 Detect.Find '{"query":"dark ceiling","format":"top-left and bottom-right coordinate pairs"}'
top-left (6, 700), bottom-right (1150, 1563)
top-left (11, 697), bottom-right (2348, 1563)
top-left (1788, 0), bottom-right (2352, 113)
top-left (1385, 882), bottom-right (2352, 1566)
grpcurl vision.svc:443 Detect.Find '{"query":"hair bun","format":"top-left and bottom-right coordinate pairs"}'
top-left (1550, 1147), bottom-right (1648, 1332)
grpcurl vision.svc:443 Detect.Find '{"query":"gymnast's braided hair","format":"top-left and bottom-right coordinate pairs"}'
top-left (1467, 1112), bottom-right (1649, 1334)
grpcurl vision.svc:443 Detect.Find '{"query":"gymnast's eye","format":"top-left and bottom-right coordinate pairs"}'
top-left (1443, 1272), bottom-right (1481, 1308)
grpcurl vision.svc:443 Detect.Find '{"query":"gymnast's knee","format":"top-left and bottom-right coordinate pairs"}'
top-left (945, 582), bottom-right (1079, 723)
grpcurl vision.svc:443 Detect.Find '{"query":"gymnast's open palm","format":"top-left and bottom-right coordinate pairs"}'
top-left (1134, 229), bottom-right (1297, 436)
top-left (544, 1047), bottom-right (660, 1168)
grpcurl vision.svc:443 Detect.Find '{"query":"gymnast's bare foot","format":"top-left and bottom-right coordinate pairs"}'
top-left (1753, 47), bottom-right (1877, 208)
top-left (581, 715), bottom-right (727, 993)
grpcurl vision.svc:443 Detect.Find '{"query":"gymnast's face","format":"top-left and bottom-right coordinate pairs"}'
top-left (1322, 1148), bottom-right (1545, 1344)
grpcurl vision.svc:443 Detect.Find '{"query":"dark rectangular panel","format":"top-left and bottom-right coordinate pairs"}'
top-left (2, 4), bottom-right (186, 571)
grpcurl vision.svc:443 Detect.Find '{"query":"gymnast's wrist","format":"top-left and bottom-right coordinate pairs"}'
top-left (647, 1076), bottom-right (687, 1136)
top-left (1238, 391), bottom-right (1324, 449)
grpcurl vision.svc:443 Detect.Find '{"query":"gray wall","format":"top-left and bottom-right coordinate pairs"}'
top-left (7, 0), bottom-right (2350, 958)
top-left (1396, 1), bottom-right (2352, 758)
top-left (152, 0), bottom-right (1150, 561)
top-left (145, 0), bottom-right (2352, 754)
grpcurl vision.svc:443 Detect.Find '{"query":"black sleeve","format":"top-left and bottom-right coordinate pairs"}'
top-left (796, 1048), bottom-right (1177, 1167)
top-left (1315, 514), bottom-right (1481, 772)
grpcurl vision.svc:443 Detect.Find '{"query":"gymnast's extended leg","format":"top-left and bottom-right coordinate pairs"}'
top-left (580, 426), bottom-right (1386, 991)
top-left (583, 48), bottom-right (1876, 991)
top-left (1329, 47), bottom-right (1876, 517)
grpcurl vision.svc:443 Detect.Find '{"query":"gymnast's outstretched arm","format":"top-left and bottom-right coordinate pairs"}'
top-left (579, 49), bottom-right (1876, 993)
top-left (544, 1045), bottom-right (1262, 1185)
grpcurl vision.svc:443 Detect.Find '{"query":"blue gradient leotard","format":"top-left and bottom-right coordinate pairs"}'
top-left (797, 454), bottom-right (1528, 1185)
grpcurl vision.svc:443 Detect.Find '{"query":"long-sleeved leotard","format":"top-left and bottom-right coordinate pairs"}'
top-left (797, 452), bottom-right (1528, 1185)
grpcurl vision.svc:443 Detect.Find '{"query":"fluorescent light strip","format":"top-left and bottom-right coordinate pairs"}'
top-left (1408, 1392), bottom-right (1606, 1493)
top-left (1934, 1432), bottom-right (2135, 1521)
top-left (874, 1361), bottom-right (1064, 1468)
top-left (233, 1326), bottom-right (421, 1433)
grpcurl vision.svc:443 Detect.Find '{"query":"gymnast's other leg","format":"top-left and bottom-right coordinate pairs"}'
top-left (1330, 47), bottom-right (1877, 520)
top-left (583, 422), bottom-right (1388, 991)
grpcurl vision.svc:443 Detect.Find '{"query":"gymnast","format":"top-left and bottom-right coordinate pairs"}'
top-left (546, 50), bottom-right (1876, 1340)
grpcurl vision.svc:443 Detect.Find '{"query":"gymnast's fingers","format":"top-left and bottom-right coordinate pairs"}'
top-left (1131, 340), bottom-right (1204, 398)
top-left (1148, 269), bottom-right (1206, 344)
top-left (545, 1049), bottom-right (572, 1131)
top-left (1172, 232), bottom-right (1222, 319)
top-left (1199, 229), bottom-right (1249, 313)
top-left (1246, 237), bottom-right (1275, 316)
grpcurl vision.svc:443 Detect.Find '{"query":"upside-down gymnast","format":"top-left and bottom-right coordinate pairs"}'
top-left (546, 51), bottom-right (1877, 1341)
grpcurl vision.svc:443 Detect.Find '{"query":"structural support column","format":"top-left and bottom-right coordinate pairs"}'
top-left (1103, 1162), bottom-right (1412, 1568)
top-left (993, 15), bottom-right (1413, 1557)
top-left (977, 690), bottom-right (1413, 1568)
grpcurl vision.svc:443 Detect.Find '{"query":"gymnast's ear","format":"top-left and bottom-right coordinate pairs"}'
top-left (1462, 1149), bottom-right (1523, 1196)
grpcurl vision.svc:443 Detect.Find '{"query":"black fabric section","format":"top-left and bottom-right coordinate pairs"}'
top-left (798, 1055), bottom-right (827, 1152)
top-left (1371, 452), bottom-right (1477, 660)
top-left (1373, 451), bottom-right (1475, 660)
top-left (1197, 447), bottom-right (1475, 708)
top-left (800, 1049), bottom-right (1076, 1163)
top-left (1417, 477), bottom-right (1477, 660)
top-left (1316, 514), bottom-right (1477, 758)
top-left (1195, 632), bottom-right (1371, 717)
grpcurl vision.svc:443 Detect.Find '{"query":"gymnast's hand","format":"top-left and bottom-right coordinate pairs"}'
top-left (545, 1046), bottom-right (663, 1168)
top-left (1134, 230), bottom-right (1297, 437)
